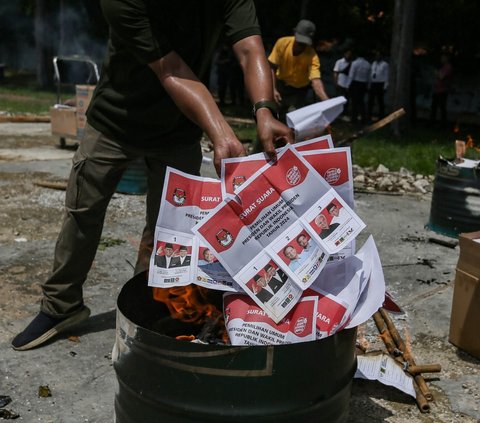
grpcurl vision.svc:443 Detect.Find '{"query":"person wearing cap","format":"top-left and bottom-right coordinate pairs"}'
top-left (12, 0), bottom-right (293, 351)
top-left (268, 19), bottom-right (329, 121)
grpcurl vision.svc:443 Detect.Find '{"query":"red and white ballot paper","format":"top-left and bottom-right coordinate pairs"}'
top-left (148, 168), bottom-right (237, 292)
top-left (148, 139), bottom-right (386, 345)
top-left (192, 145), bottom-right (365, 323)
top-left (221, 135), bottom-right (355, 263)
top-left (223, 235), bottom-right (386, 345)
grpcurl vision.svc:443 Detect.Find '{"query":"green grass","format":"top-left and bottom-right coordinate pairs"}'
top-left (228, 121), bottom-right (466, 176)
top-left (0, 72), bottom-right (61, 114)
top-left (350, 126), bottom-right (458, 175)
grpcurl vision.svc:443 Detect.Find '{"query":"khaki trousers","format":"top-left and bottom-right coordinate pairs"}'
top-left (41, 123), bottom-right (202, 317)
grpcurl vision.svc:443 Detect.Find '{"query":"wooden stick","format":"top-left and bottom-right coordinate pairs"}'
top-left (336, 108), bottom-right (406, 147)
top-left (34, 180), bottom-right (68, 191)
top-left (373, 311), bottom-right (431, 412)
top-left (412, 379), bottom-right (431, 413)
top-left (379, 308), bottom-right (434, 401)
top-left (372, 311), bottom-right (403, 359)
top-left (0, 115), bottom-right (51, 123)
top-left (407, 364), bottom-right (442, 375)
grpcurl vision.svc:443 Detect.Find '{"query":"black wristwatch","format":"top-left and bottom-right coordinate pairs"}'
top-left (252, 100), bottom-right (279, 121)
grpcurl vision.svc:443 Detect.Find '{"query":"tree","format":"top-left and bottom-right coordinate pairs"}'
top-left (34, 0), bottom-right (55, 88)
top-left (388, 0), bottom-right (416, 137)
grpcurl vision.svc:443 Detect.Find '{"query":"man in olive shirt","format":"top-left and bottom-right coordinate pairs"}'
top-left (268, 19), bottom-right (329, 121)
top-left (12, 0), bottom-right (292, 351)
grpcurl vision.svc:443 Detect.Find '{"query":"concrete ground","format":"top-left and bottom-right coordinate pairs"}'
top-left (0, 123), bottom-right (479, 423)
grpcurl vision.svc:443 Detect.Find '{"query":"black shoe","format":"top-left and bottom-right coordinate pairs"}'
top-left (11, 307), bottom-right (91, 351)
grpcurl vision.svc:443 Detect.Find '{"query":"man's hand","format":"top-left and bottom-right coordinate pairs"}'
top-left (211, 135), bottom-right (246, 176)
top-left (255, 108), bottom-right (294, 161)
top-left (273, 88), bottom-right (282, 105)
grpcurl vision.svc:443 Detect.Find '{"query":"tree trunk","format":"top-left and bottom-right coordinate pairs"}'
top-left (299, 0), bottom-right (310, 20)
top-left (388, 0), bottom-right (416, 137)
top-left (34, 0), bottom-right (54, 88)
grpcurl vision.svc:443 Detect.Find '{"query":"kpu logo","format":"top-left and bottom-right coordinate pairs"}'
top-left (172, 188), bottom-right (186, 206)
top-left (232, 175), bottom-right (246, 190)
top-left (216, 229), bottom-right (234, 247)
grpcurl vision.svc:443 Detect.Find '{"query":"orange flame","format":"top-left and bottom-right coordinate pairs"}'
top-left (466, 134), bottom-right (474, 149)
top-left (153, 285), bottom-right (221, 324)
top-left (453, 123), bottom-right (460, 134)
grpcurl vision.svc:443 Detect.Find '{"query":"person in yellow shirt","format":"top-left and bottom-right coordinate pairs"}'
top-left (268, 19), bottom-right (329, 121)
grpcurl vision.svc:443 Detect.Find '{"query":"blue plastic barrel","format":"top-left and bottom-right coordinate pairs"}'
top-left (116, 158), bottom-right (148, 195)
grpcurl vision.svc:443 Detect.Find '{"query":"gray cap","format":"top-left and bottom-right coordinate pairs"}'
top-left (294, 19), bottom-right (316, 45)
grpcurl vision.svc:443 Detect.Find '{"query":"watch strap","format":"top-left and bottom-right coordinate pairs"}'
top-left (252, 100), bottom-right (279, 121)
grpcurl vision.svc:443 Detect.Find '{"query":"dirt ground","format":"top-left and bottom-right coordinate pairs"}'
top-left (0, 123), bottom-right (479, 423)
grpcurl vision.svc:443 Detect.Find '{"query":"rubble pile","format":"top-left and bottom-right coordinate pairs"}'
top-left (353, 164), bottom-right (434, 195)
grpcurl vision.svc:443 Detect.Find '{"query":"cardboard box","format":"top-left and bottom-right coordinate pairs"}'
top-left (50, 106), bottom-right (77, 138)
top-left (75, 85), bottom-right (96, 138)
top-left (449, 230), bottom-right (480, 358)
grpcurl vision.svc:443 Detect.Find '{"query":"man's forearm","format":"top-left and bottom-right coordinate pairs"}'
top-left (311, 78), bottom-right (329, 101)
top-left (149, 51), bottom-right (235, 143)
top-left (233, 35), bottom-right (275, 105)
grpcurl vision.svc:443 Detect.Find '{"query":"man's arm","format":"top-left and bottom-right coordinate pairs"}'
top-left (232, 35), bottom-right (294, 157)
top-left (311, 78), bottom-right (329, 101)
top-left (148, 52), bottom-right (244, 175)
top-left (268, 62), bottom-right (282, 105)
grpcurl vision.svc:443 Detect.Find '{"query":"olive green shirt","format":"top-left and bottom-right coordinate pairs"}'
top-left (87, 0), bottom-right (261, 147)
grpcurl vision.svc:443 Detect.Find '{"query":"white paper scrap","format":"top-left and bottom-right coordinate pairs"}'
top-left (355, 354), bottom-right (416, 398)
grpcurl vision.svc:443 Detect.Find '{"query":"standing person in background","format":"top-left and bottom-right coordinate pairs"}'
top-left (368, 50), bottom-right (389, 121)
top-left (430, 53), bottom-right (453, 127)
top-left (347, 50), bottom-right (371, 124)
top-left (333, 48), bottom-right (353, 116)
top-left (12, 0), bottom-right (293, 351)
top-left (268, 19), bottom-right (329, 122)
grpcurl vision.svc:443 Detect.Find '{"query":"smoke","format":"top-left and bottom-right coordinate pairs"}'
top-left (57, 3), bottom-right (107, 62)
top-left (0, 2), bottom-right (107, 72)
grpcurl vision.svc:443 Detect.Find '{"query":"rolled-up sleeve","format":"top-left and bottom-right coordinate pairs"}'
top-left (223, 0), bottom-right (261, 45)
top-left (309, 53), bottom-right (321, 80)
top-left (101, 0), bottom-right (173, 64)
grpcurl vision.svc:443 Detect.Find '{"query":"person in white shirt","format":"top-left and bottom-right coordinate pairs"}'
top-left (347, 51), bottom-right (371, 124)
top-left (283, 245), bottom-right (308, 272)
top-left (296, 233), bottom-right (315, 259)
top-left (368, 50), bottom-right (389, 121)
top-left (333, 48), bottom-right (353, 115)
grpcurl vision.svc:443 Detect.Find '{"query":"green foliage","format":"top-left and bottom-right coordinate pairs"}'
top-left (351, 127), bottom-right (455, 175)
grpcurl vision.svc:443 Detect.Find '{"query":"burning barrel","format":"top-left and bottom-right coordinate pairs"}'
top-left (428, 158), bottom-right (480, 237)
top-left (113, 272), bottom-right (357, 423)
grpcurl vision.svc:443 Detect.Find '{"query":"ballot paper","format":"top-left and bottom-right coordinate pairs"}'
top-left (286, 96), bottom-right (346, 141)
top-left (221, 140), bottom-right (355, 263)
top-left (310, 235), bottom-right (386, 328)
top-left (224, 294), bottom-right (317, 346)
top-left (355, 354), bottom-right (416, 398)
top-left (223, 235), bottom-right (384, 345)
top-left (193, 146), bottom-right (365, 322)
top-left (149, 168), bottom-right (237, 292)
top-left (220, 135), bottom-right (334, 198)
